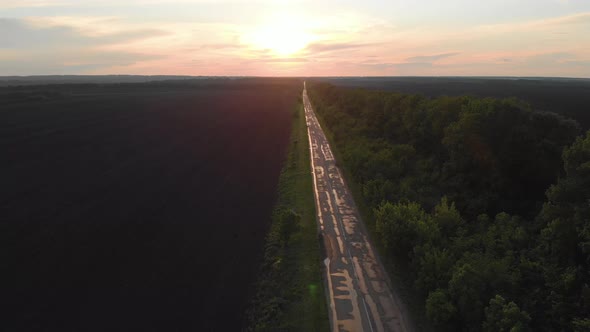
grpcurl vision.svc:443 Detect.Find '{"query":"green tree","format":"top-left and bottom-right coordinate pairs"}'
top-left (374, 201), bottom-right (429, 256)
top-left (415, 246), bottom-right (454, 293)
top-left (572, 318), bottom-right (590, 332)
top-left (482, 295), bottom-right (530, 332)
top-left (482, 212), bottom-right (527, 257)
top-left (448, 262), bottom-right (487, 328)
top-left (274, 208), bottom-right (301, 246)
top-left (538, 131), bottom-right (590, 265)
top-left (433, 197), bottom-right (464, 239)
top-left (426, 289), bottom-right (457, 328)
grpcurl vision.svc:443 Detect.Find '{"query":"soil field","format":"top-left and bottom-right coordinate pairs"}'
top-left (313, 77), bottom-right (590, 130)
top-left (1, 79), bottom-right (300, 331)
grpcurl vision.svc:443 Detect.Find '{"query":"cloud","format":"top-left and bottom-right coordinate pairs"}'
top-left (0, 18), bottom-right (165, 74)
top-left (256, 57), bottom-right (309, 63)
top-left (0, 0), bottom-right (68, 8)
top-left (0, 18), bottom-right (166, 49)
top-left (0, 18), bottom-right (81, 49)
top-left (198, 43), bottom-right (244, 50)
top-left (476, 12), bottom-right (590, 34)
top-left (304, 42), bottom-right (381, 54)
top-left (405, 52), bottom-right (459, 63)
top-left (0, 51), bottom-right (162, 75)
top-left (542, 12), bottom-right (590, 26)
top-left (519, 52), bottom-right (590, 69)
top-left (395, 62), bottom-right (433, 68)
top-left (0, 0), bottom-right (281, 8)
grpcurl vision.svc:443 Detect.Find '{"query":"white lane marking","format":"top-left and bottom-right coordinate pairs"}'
top-left (362, 297), bottom-right (376, 332)
top-left (323, 258), bottom-right (338, 332)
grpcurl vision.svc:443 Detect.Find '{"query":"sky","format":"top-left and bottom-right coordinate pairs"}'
top-left (1, 0), bottom-right (590, 77)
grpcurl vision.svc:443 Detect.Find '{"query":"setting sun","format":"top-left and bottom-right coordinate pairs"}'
top-left (243, 14), bottom-right (313, 56)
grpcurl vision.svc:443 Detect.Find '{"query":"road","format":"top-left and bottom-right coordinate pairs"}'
top-left (303, 82), bottom-right (411, 332)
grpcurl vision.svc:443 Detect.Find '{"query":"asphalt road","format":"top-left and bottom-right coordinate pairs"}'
top-left (303, 82), bottom-right (411, 332)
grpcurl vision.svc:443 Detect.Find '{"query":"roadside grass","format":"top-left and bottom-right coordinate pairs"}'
top-left (307, 90), bottom-right (433, 332)
top-left (246, 99), bottom-right (330, 331)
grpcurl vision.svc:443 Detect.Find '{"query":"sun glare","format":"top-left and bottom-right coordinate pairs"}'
top-left (244, 14), bottom-right (313, 56)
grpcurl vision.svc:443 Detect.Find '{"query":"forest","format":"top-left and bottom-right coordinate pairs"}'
top-left (307, 82), bottom-right (590, 331)
top-left (315, 77), bottom-right (590, 130)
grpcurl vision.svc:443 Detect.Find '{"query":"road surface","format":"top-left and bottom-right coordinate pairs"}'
top-left (303, 82), bottom-right (411, 332)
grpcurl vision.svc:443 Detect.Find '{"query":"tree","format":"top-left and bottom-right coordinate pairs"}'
top-left (482, 295), bottom-right (530, 332)
top-left (538, 130), bottom-right (590, 265)
top-left (415, 246), bottom-right (454, 293)
top-left (432, 197), bottom-right (463, 239)
top-left (448, 262), bottom-right (487, 328)
top-left (572, 318), bottom-right (590, 332)
top-left (374, 201), bottom-right (430, 258)
top-left (531, 131), bottom-right (590, 330)
top-left (482, 212), bottom-right (527, 257)
top-left (426, 289), bottom-right (457, 328)
top-left (274, 208), bottom-right (300, 246)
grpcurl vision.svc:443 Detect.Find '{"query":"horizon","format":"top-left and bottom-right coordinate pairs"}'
top-left (2, 0), bottom-right (590, 77)
top-left (3, 74), bottom-right (590, 79)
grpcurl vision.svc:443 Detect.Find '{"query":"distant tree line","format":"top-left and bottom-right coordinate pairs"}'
top-left (316, 77), bottom-right (590, 130)
top-left (308, 83), bottom-right (590, 331)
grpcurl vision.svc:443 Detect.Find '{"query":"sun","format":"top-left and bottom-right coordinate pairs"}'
top-left (244, 14), bottom-right (313, 56)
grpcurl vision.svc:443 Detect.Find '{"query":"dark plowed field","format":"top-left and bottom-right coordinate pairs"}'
top-left (1, 79), bottom-right (300, 331)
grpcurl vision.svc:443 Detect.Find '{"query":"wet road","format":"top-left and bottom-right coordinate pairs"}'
top-left (303, 82), bottom-right (411, 332)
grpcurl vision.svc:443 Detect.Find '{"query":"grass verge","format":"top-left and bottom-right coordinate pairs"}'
top-left (246, 99), bottom-right (330, 331)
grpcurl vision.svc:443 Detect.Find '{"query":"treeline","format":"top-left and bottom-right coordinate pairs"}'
top-left (308, 83), bottom-right (590, 331)
top-left (317, 77), bottom-right (590, 130)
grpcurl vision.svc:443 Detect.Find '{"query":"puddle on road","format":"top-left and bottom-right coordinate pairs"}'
top-left (332, 269), bottom-right (363, 332)
top-left (342, 216), bottom-right (357, 235)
